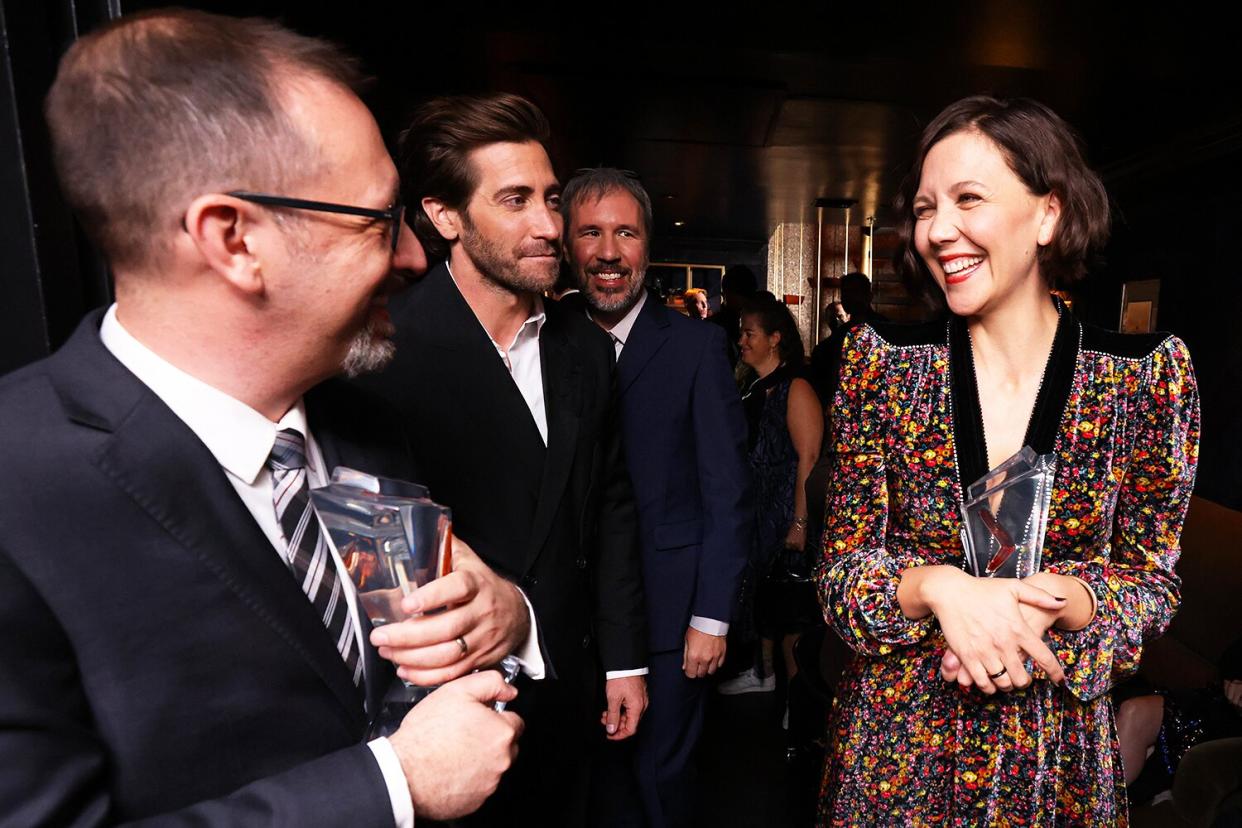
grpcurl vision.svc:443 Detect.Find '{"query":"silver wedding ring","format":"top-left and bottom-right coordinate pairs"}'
top-left (456, 635), bottom-right (469, 656)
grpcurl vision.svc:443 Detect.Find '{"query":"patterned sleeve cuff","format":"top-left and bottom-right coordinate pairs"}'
top-left (1042, 561), bottom-right (1120, 702)
top-left (824, 552), bottom-right (935, 656)
top-left (1044, 624), bottom-right (1115, 702)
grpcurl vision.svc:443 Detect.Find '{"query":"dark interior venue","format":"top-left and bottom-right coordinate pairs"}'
top-left (2, 2), bottom-right (1240, 825)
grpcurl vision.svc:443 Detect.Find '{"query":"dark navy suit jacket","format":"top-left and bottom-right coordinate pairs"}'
top-left (615, 293), bottom-right (752, 653)
top-left (0, 311), bottom-right (407, 825)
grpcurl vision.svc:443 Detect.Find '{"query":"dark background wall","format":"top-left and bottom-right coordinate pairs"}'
top-left (0, 1), bottom-right (116, 375)
top-left (2, 1), bottom-right (1239, 508)
top-left (1087, 141), bottom-right (1242, 509)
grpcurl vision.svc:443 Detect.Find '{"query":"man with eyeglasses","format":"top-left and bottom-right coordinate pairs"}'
top-left (0, 10), bottom-right (531, 826)
top-left (358, 94), bottom-right (647, 826)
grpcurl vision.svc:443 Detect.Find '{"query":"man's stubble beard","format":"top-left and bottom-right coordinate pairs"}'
top-left (279, 228), bottom-right (398, 379)
top-left (460, 213), bottom-right (559, 296)
top-left (341, 316), bottom-right (396, 378)
top-left (577, 258), bottom-right (649, 316)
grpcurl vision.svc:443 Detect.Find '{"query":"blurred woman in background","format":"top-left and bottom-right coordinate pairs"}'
top-left (718, 297), bottom-right (822, 700)
top-left (683, 287), bottom-right (710, 319)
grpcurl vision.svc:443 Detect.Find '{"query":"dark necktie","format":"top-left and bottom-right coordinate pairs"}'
top-left (267, 428), bottom-right (362, 688)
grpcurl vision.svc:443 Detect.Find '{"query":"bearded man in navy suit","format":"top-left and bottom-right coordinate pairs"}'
top-left (0, 10), bottom-right (531, 825)
top-left (563, 168), bottom-right (753, 828)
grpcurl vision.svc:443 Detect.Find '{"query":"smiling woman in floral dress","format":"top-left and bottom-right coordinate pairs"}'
top-left (816, 96), bottom-right (1200, 826)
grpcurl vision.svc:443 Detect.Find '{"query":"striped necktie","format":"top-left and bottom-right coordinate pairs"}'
top-left (267, 428), bottom-right (362, 689)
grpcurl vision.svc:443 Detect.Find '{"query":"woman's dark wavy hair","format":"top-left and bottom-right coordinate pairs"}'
top-left (895, 96), bottom-right (1110, 296)
top-left (741, 296), bottom-right (805, 366)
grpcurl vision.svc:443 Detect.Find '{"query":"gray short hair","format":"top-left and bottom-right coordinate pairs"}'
top-left (560, 167), bottom-right (654, 240)
top-left (44, 8), bottom-right (364, 270)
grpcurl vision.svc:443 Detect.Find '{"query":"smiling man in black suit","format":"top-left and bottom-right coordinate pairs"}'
top-left (0, 10), bottom-right (528, 825)
top-left (360, 94), bottom-right (647, 826)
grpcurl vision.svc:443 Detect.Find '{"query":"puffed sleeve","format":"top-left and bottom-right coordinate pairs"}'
top-left (816, 327), bottom-right (935, 656)
top-left (1044, 336), bottom-right (1200, 701)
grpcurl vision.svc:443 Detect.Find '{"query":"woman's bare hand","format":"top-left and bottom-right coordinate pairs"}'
top-left (784, 521), bottom-right (807, 551)
top-left (919, 567), bottom-right (1067, 694)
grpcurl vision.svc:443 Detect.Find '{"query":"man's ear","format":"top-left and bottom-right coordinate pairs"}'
top-left (1037, 191), bottom-right (1062, 247)
top-left (183, 194), bottom-right (268, 295)
top-left (422, 196), bottom-right (462, 242)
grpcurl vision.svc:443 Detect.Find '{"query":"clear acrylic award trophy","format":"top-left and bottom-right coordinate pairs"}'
top-left (310, 468), bottom-right (519, 738)
top-left (960, 446), bottom-right (1056, 579)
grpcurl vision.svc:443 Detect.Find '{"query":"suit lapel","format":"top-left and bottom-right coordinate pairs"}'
top-left (51, 314), bottom-right (367, 729)
top-left (617, 292), bottom-right (671, 395)
top-left (419, 267), bottom-right (548, 479)
top-left (525, 309), bottom-right (581, 571)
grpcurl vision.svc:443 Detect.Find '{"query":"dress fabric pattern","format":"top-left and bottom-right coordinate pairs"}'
top-left (751, 374), bottom-right (797, 562)
top-left (736, 370), bottom-right (796, 643)
top-left (815, 313), bottom-right (1200, 827)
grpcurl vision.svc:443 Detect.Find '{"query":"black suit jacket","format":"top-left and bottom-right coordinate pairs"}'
top-left (359, 264), bottom-right (645, 685)
top-left (616, 294), bottom-right (752, 653)
top-left (0, 311), bottom-right (407, 826)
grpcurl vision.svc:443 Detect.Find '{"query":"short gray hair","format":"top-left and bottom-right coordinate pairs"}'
top-left (560, 167), bottom-right (654, 240)
top-left (45, 8), bottom-right (364, 271)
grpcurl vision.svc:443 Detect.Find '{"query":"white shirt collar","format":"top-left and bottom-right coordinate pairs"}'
top-left (596, 290), bottom-right (647, 349)
top-left (505, 295), bottom-right (547, 351)
top-left (98, 304), bottom-right (306, 485)
top-left (445, 262), bottom-right (547, 352)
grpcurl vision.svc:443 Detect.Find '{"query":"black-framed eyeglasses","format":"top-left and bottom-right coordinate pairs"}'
top-left (227, 190), bottom-right (405, 252)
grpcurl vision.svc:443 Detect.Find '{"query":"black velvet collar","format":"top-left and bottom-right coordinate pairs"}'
top-left (949, 297), bottom-right (1081, 492)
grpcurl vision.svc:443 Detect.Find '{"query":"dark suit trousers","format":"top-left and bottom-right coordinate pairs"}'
top-left (454, 671), bottom-right (598, 827)
top-left (636, 649), bottom-right (707, 828)
top-left (590, 649), bottom-right (706, 828)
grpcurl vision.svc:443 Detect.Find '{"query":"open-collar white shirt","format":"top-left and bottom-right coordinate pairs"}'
top-left (599, 289), bottom-right (647, 361)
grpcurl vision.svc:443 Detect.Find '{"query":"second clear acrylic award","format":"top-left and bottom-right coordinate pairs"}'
top-left (960, 446), bottom-right (1056, 579)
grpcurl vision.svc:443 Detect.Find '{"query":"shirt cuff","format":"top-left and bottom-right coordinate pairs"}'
top-left (689, 616), bottom-right (729, 636)
top-left (367, 738), bottom-right (414, 828)
top-left (513, 587), bottom-right (546, 680)
top-left (606, 668), bottom-right (649, 679)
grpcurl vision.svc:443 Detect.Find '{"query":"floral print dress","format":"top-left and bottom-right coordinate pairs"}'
top-left (816, 304), bottom-right (1200, 827)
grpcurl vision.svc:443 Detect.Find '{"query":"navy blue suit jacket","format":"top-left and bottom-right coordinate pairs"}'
top-left (0, 311), bottom-right (406, 826)
top-left (614, 294), bottom-right (752, 653)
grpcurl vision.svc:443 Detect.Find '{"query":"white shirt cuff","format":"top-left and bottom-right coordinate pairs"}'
top-left (605, 668), bottom-right (649, 679)
top-left (367, 738), bottom-right (414, 828)
top-left (514, 587), bottom-right (546, 680)
top-left (689, 616), bottom-right (730, 636)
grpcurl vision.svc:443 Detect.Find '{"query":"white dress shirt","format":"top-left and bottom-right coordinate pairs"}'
top-left (100, 306), bottom-right (410, 827)
top-left (594, 292), bottom-right (730, 638)
top-left (488, 298), bottom-right (549, 446)
top-left (599, 288), bottom-right (646, 360)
